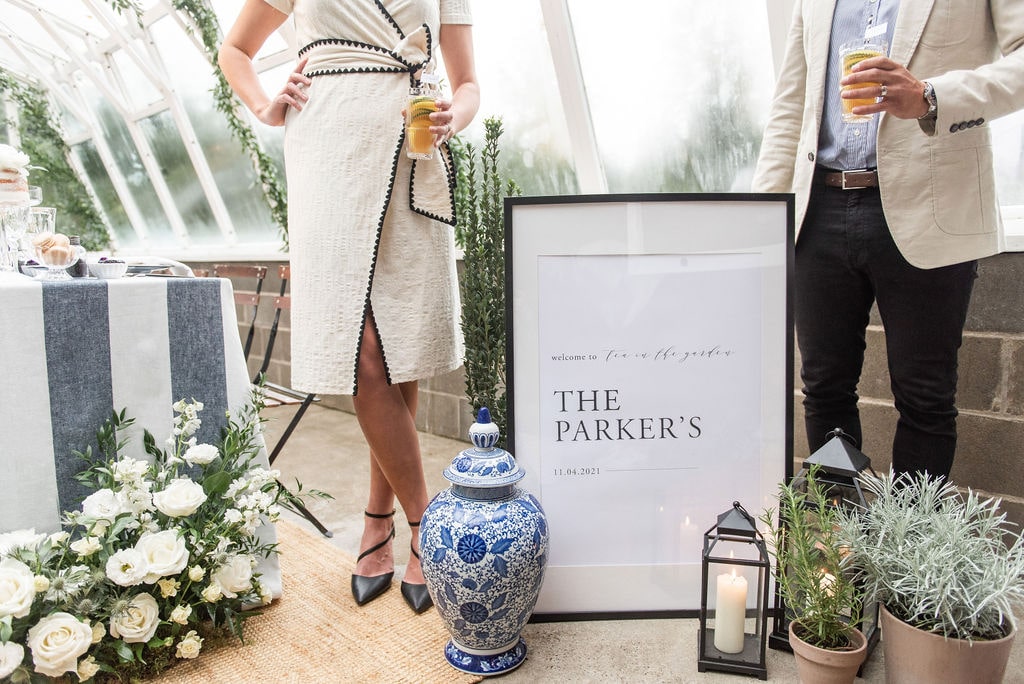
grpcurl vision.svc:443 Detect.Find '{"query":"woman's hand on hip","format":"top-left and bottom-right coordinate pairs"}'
top-left (255, 57), bottom-right (311, 126)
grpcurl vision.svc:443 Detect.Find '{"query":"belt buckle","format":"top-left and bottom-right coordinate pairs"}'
top-left (841, 168), bottom-right (868, 190)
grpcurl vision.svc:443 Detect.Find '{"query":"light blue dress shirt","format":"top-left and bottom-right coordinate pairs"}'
top-left (817, 0), bottom-right (900, 171)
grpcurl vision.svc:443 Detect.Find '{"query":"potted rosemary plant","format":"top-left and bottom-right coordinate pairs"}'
top-left (836, 472), bottom-right (1024, 684)
top-left (761, 465), bottom-right (868, 684)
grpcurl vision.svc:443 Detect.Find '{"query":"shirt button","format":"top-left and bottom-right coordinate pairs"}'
top-left (854, 129), bottom-right (862, 137)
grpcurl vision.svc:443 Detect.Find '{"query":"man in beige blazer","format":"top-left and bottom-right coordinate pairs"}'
top-left (753, 0), bottom-right (1024, 479)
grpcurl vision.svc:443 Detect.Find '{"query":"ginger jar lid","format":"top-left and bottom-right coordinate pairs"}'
top-left (443, 407), bottom-right (525, 488)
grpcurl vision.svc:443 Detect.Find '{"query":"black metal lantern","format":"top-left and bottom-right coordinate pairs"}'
top-left (768, 428), bottom-right (880, 659)
top-left (698, 501), bottom-right (770, 680)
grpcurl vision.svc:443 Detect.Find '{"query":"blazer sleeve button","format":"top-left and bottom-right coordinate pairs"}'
top-left (808, 152), bottom-right (815, 162)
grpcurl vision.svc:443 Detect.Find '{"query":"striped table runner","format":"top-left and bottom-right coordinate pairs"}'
top-left (0, 273), bottom-right (280, 594)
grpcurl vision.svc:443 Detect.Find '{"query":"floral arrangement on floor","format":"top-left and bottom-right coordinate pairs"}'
top-left (0, 389), bottom-right (324, 682)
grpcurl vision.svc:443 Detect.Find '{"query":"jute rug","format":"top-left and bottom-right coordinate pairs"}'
top-left (155, 519), bottom-right (482, 684)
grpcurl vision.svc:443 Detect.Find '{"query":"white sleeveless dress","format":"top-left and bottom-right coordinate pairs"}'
top-left (263, 0), bottom-right (472, 395)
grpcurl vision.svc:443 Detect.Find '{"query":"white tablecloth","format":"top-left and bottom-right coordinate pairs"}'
top-left (0, 272), bottom-right (280, 595)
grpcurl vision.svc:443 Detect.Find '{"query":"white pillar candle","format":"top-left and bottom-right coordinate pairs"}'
top-left (714, 571), bottom-right (748, 654)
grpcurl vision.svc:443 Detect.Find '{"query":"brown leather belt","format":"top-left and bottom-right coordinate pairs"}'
top-left (819, 168), bottom-right (878, 190)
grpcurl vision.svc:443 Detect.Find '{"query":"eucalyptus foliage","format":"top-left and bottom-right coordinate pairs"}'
top-left (452, 118), bottom-right (520, 443)
top-left (837, 472), bottom-right (1024, 641)
top-left (761, 465), bottom-right (865, 650)
top-left (0, 70), bottom-right (110, 251)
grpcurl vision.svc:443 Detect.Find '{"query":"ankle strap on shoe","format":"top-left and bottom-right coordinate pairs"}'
top-left (365, 510), bottom-right (396, 519)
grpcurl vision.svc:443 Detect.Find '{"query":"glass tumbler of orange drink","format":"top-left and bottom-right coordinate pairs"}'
top-left (406, 78), bottom-right (439, 160)
top-left (839, 40), bottom-right (887, 123)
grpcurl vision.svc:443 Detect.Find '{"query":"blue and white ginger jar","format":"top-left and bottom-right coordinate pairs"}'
top-left (420, 408), bottom-right (549, 676)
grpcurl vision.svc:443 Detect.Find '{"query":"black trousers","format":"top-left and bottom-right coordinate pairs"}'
top-left (795, 171), bottom-right (977, 479)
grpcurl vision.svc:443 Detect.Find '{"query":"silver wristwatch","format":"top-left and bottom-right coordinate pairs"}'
top-left (919, 82), bottom-right (938, 121)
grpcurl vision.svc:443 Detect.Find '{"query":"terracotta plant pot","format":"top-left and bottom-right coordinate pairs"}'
top-left (789, 621), bottom-right (867, 684)
top-left (879, 604), bottom-right (1016, 684)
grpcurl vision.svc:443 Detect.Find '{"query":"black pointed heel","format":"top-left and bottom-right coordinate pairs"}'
top-left (351, 510), bottom-right (396, 606)
top-left (401, 520), bottom-right (433, 614)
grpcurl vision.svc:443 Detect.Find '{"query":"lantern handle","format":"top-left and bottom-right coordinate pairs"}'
top-left (732, 500), bottom-right (755, 525)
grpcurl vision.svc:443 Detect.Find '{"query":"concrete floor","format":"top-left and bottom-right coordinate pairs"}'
top-left (263, 404), bottom-right (1024, 683)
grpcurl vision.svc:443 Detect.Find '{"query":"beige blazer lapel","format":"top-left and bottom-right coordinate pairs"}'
top-left (890, 0), bottom-right (935, 67)
top-left (806, 0), bottom-right (838, 133)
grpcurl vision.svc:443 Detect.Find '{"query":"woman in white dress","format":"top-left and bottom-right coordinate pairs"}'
top-left (220, 0), bottom-right (479, 613)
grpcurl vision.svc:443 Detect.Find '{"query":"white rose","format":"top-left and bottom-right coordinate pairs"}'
top-left (183, 443), bottom-right (219, 466)
top-left (170, 604), bottom-right (192, 625)
top-left (175, 630), bottom-right (203, 659)
top-left (212, 555), bottom-right (254, 599)
top-left (0, 529), bottom-right (46, 557)
top-left (134, 530), bottom-right (188, 583)
top-left (90, 621), bottom-right (104, 644)
top-left (201, 583), bottom-right (222, 603)
top-left (188, 565), bottom-right (205, 582)
top-left (0, 641), bottom-right (25, 679)
top-left (26, 612), bottom-right (92, 678)
top-left (0, 558), bottom-right (36, 618)
top-left (81, 488), bottom-right (127, 522)
top-left (157, 578), bottom-right (179, 598)
top-left (48, 531), bottom-right (70, 545)
top-left (109, 592), bottom-right (160, 643)
top-left (153, 479), bottom-right (207, 518)
top-left (105, 549), bottom-right (148, 587)
top-left (78, 655), bottom-right (100, 681)
top-left (33, 575), bottom-right (50, 593)
top-left (70, 536), bottom-right (103, 558)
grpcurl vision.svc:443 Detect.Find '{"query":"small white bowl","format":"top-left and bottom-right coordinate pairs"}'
top-left (89, 260), bottom-right (128, 279)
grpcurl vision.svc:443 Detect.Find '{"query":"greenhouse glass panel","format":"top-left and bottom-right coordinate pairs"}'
top-left (138, 110), bottom-right (219, 243)
top-left (149, 15), bottom-right (278, 243)
top-left (71, 140), bottom-right (135, 250)
top-left (567, 0), bottom-right (773, 194)
top-left (109, 45), bottom-right (163, 111)
top-left (460, 2), bottom-right (578, 196)
top-left (993, 111), bottom-right (1024, 207)
top-left (88, 96), bottom-right (174, 247)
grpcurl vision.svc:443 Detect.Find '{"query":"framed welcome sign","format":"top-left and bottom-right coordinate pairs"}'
top-left (505, 194), bottom-right (794, 617)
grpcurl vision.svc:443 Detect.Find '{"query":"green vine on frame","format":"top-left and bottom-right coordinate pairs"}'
top-left (107, 0), bottom-right (290, 244)
top-left (0, 70), bottom-right (110, 251)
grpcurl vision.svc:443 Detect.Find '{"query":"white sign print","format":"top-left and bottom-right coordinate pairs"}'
top-left (537, 252), bottom-right (763, 568)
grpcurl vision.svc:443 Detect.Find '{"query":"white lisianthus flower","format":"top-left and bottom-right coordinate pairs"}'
top-left (81, 488), bottom-right (127, 523)
top-left (212, 554), bottom-right (255, 599)
top-left (109, 592), bottom-right (160, 643)
top-left (135, 530), bottom-right (189, 583)
top-left (157, 578), bottom-right (180, 598)
top-left (0, 557), bottom-right (36, 618)
top-left (69, 536), bottom-right (102, 558)
top-left (77, 655), bottom-right (100, 681)
top-left (153, 478), bottom-right (207, 518)
top-left (0, 641), bottom-right (24, 679)
top-left (175, 630), bottom-right (203, 659)
top-left (26, 612), bottom-right (92, 678)
top-left (258, 580), bottom-right (273, 606)
top-left (112, 457), bottom-right (149, 483)
top-left (183, 443), bottom-right (219, 466)
top-left (48, 531), bottom-right (70, 545)
top-left (224, 509), bottom-right (243, 525)
top-left (170, 604), bottom-right (192, 625)
top-left (188, 565), bottom-right (206, 582)
top-left (105, 549), bottom-right (148, 587)
top-left (0, 529), bottom-right (46, 557)
top-left (33, 575), bottom-right (50, 593)
top-left (201, 582), bottom-right (223, 603)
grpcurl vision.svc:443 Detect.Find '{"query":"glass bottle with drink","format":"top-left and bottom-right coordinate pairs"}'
top-left (406, 66), bottom-right (440, 160)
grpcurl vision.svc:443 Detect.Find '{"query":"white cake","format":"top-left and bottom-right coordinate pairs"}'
top-left (0, 144), bottom-right (31, 206)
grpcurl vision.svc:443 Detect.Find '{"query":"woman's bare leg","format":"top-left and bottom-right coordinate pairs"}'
top-left (352, 311), bottom-right (428, 585)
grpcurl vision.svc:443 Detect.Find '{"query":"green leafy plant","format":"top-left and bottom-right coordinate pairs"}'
top-left (760, 465), bottom-right (865, 650)
top-left (836, 472), bottom-right (1024, 641)
top-left (452, 118), bottom-right (520, 441)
